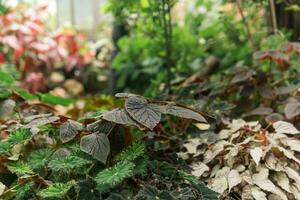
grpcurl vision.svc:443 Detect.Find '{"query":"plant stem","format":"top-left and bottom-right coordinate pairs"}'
top-left (161, 0), bottom-right (173, 93)
top-left (269, 0), bottom-right (278, 35)
top-left (235, 0), bottom-right (256, 50)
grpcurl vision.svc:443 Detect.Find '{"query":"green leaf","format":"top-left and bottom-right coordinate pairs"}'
top-left (0, 86), bottom-right (11, 99)
top-left (0, 141), bottom-right (11, 155)
top-left (15, 181), bottom-right (34, 200)
top-left (137, 185), bottom-right (173, 200)
top-left (38, 93), bottom-right (73, 106)
top-left (48, 156), bottom-right (92, 174)
top-left (15, 89), bottom-right (37, 100)
top-left (80, 133), bottom-right (110, 164)
top-left (115, 141), bottom-right (144, 162)
top-left (27, 148), bottom-right (53, 170)
top-left (6, 161), bottom-right (34, 175)
top-left (38, 181), bottom-right (75, 198)
top-left (0, 71), bottom-right (15, 86)
top-left (76, 178), bottom-right (101, 200)
top-left (95, 161), bottom-right (135, 187)
top-left (8, 128), bottom-right (31, 146)
top-left (192, 182), bottom-right (219, 200)
top-left (60, 119), bottom-right (83, 143)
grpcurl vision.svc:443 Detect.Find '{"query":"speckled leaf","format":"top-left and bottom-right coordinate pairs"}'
top-left (125, 96), bottom-right (161, 130)
top-left (284, 102), bottom-right (300, 119)
top-left (273, 121), bottom-right (299, 134)
top-left (161, 104), bottom-right (207, 123)
top-left (87, 120), bottom-right (114, 134)
top-left (0, 99), bottom-right (16, 119)
top-left (80, 133), bottom-right (110, 164)
top-left (103, 108), bottom-right (140, 127)
top-left (60, 119), bottom-right (83, 143)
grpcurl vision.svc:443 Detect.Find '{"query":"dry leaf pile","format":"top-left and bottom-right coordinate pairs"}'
top-left (181, 119), bottom-right (300, 200)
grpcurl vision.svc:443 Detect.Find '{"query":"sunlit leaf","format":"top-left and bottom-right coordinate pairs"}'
top-left (38, 181), bottom-right (75, 198)
top-left (95, 161), bottom-right (134, 187)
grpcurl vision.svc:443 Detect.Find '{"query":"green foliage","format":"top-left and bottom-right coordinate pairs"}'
top-left (27, 148), bottom-right (53, 170)
top-left (15, 181), bottom-right (34, 200)
top-left (137, 185), bottom-right (173, 200)
top-left (48, 156), bottom-right (92, 174)
top-left (7, 128), bottom-right (31, 146)
top-left (38, 181), bottom-right (75, 199)
top-left (0, 141), bottom-right (10, 155)
top-left (37, 93), bottom-right (73, 106)
top-left (114, 141), bottom-right (145, 162)
top-left (95, 161), bottom-right (135, 187)
top-left (6, 161), bottom-right (34, 176)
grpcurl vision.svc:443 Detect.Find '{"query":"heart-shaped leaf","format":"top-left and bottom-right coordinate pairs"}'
top-left (125, 96), bottom-right (161, 130)
top-left (80, 133), bottom-right (110, 164)
top-left (60, 119), bottom-right (83, 143)
top-left (87, 120), bottom-right (114, 134)
top-left (103, 108), bottom-right (140, 127)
